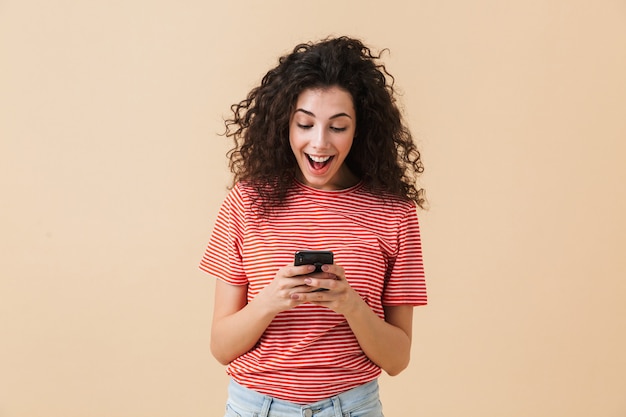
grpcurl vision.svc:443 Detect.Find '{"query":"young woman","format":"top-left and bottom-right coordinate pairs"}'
top-left (200, 36), bottom-right (427, 417)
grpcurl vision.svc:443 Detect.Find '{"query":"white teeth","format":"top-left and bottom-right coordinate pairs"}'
top-left (308, 155), bottom-right (331, 163)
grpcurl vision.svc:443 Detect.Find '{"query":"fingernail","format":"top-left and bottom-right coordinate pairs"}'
top-left (304, 278), bottom-right (312, 284)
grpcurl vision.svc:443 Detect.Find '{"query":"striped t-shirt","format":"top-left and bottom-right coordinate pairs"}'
top-left (199, 180), bottom-right (427, 403)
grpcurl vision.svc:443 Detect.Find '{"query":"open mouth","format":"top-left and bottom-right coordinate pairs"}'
top-left (306, 154), bottom-right (334, 171)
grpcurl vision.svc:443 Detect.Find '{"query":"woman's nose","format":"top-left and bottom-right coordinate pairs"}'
top-left (310, 126), bottom-right (329, 148)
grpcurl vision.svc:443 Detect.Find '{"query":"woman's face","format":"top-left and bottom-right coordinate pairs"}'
top-left (289, 86), bottom-right (358, 190)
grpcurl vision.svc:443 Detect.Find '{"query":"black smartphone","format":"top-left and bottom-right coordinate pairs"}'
top-left (294, 250), bottom-right (334, 273)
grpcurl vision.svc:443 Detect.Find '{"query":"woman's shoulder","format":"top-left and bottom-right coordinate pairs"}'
top-left (354, 185), bottom-right (417, 211)
top-left (226, 181), bottom-right (272, 213)
top-left (219, 182), bottom-right (254, 210)
top-left (229, 181), bottom-right (257, 198)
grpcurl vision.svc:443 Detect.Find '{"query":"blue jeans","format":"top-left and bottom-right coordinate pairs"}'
top-left (224, 379), bottom-right (384, 417)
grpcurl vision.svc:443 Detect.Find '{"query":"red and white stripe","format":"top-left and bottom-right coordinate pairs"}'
top-left (200, 181), bottom-right (426, 403)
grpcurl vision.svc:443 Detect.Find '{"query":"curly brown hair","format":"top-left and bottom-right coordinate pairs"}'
top-left (224, 36), bottom-right (425, 212)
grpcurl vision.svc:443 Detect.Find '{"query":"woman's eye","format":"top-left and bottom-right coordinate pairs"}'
top-left (330, 126), bottom-right (347, 132)
top-left (297, 123), bottom-right (313, 129)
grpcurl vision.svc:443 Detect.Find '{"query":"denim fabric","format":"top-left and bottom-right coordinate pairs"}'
top-left (224, 379), bottom-right (384, 417)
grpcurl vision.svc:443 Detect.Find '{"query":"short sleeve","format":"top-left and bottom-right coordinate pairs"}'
top-left (382, 205), bottom-right (427, 306)
top-left (198, 184), bottom-right (248, 285)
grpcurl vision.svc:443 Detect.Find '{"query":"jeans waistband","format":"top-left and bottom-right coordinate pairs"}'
top-left (226, 378), bottom-right (382, 417)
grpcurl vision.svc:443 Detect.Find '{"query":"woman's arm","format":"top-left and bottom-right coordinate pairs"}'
top-left (294, 265), bottom-right (414, 375)
top-left (210, 264), bottom-right (316, 365)
top-left (345, 303), bottom-right (413, 376)
top-left (210, 280), bottom-right (269, 365)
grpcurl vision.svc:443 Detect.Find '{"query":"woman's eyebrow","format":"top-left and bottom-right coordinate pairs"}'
top-left (294, 108), bottom-right (353, 119)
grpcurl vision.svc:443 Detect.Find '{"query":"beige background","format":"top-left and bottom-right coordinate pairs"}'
top-left (1, 0), bottom-right (625, 416)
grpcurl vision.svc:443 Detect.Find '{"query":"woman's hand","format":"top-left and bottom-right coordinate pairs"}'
top-left (253, 264), bottom-right (320, 315)
top-left (289, 264), bottom-right (362, 316)
top-left (288, 263), bottom-right (415, 376)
